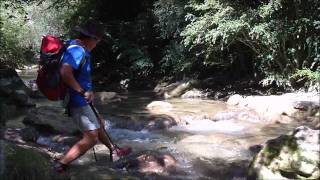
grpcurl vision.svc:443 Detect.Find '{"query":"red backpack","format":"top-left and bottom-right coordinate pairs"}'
top-left (36, 35), bottom-right (86, 101)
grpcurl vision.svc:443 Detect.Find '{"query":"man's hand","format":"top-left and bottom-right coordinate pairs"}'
top-left (84, 91), bottom-right (94, 103)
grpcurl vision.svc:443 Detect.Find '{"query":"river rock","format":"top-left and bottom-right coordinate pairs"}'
top-left (0, 69), bottom-right (35, 107)
top-left (115, 151), bottom-right (177, 175)
top-left (0, 69), bottom-right (31, 95)
top-left (213, 91), bottom-right (228, 99)
top-left (20, 127), bottom-right (39, 142)
top-left (154, 80), bottom-right (199, 99)
top-left (145, 115), bottom-right (177, 130)
top-left (212, 110), bottom-right (261, 122)
top-left (0, 102), bottom-right (16, 125)
top-left (181, 88), bottom-right (209, 99)
top-left (248, 126), bottom-right (320, 180)
top-left (227, 94), bottom-right (243, 106)
top-left (12, 90), bottom-right (35, 107)
top-left (23, 106), bottom-right (79, 135)
top-left (0, 140), bottom-right (67, 180)
top-left (229, 93), bottom-right (320, 124)
top-left (94, 92), bottom-right (121, 105)
top-left (146, 101), bottom-right (173, 112)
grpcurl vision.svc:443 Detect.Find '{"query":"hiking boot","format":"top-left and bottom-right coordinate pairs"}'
top-left (53, 161), bottom-right (68, 173)
top-left (110, 146), bottom-right (132, 162)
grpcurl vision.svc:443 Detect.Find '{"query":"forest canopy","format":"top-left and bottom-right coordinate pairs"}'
top-left (0, 0), bottom-right (319, 89)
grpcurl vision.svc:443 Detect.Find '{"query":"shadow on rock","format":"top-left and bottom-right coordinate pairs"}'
top-left (114, 151), bottom-right (177, 176)
top-left (0, 140), bottom-right (69, 180)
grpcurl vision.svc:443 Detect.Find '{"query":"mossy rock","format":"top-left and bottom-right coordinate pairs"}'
top-left (248, 126), bottom-right (320, 180)
top-left (0, 140), bottom-right (68, 180)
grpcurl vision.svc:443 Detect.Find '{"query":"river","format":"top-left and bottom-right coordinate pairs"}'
top-left (8, 68), bottom-right (309, 180)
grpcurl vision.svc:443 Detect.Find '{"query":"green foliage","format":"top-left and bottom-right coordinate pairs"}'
top-left (153, 0), bottom-right (187, 39)
top-left (159, 41), bottom-right (190, 78)
top-left (0, 0), bottom-right (75, 68)
top-left (291, 69), bottom-right (320, 83)
top-left (251, 0), bottom-right (320, 75)
top-left (0, 1), bottom-right (31, 68)
top-left (1, 0), bottom-right (319, 89)
top-left (154, 0), bottom-right (320, 83)
top-left (112, 38), bottom-right (153, 78)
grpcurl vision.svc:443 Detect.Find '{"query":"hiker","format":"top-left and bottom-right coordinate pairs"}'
top-left (54, 20), bottom-right (129, 172)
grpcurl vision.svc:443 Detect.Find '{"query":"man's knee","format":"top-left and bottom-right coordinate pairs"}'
top-left (83, 130), bottom-right (99, 144)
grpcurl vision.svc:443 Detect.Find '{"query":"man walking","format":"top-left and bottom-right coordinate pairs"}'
top-left (54, 20), bottom-right (129, 172)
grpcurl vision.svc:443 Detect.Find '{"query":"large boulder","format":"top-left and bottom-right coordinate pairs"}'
top-left (0, 69), bottom-right (35, 107)
top-left (227, 93), bottom-right (320, 124)
top-left (23, 106), bottom-right (79, 135)
top-left (0, 140), bottom-right (67, 180)
top-left (0, 69), bottom-right (30, 94)
top-left (248, 126), bottom-right (320, 180)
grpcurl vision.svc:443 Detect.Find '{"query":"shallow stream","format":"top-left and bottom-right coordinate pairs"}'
top-left (7, 69), bottom-right (305, 179)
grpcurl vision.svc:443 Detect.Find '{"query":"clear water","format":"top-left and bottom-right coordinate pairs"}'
top-left (91, 92), bottom-right (301, 179)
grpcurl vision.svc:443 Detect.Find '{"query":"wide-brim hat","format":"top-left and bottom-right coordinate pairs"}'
top-left (74, 20), bottom-right (105, 40)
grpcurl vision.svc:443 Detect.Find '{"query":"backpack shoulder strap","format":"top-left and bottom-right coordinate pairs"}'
top-left (75, 56), bottom-right (87, 76)
top-left (64, 44), bottom-right (87, 77)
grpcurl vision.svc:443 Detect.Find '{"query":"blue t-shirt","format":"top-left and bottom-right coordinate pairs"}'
top-left (62, 40), bottom-right (92, 107)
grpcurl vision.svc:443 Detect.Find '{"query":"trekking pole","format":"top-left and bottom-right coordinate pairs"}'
top-left (93, 146), bottom-right (98, 162)
top-left (88, 102), bottom-right (132, 160)
top-left (89, 102), bottom-right (113, 162)
top-left (89, 102), bottom-right (115, 145)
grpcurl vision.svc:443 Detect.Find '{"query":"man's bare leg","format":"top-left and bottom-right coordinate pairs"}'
top-left (59, 130), bottom-right (99, 165)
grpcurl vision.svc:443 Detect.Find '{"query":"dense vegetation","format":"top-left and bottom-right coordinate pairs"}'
top-left (1, 0), bottom-right (319, 91)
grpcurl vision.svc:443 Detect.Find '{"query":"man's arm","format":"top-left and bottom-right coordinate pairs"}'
top-left (60, 63), bottom-right (84, 94)
top-left (60, 63), bottom-right (94, 103)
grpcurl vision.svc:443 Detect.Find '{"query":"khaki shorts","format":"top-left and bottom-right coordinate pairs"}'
top-left (70, 105), bottom-right (100, 131)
